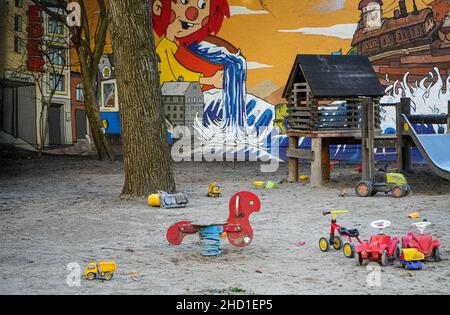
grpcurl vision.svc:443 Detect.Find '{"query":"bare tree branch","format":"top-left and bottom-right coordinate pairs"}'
top-left (29, 0), bottom-right (114, 159)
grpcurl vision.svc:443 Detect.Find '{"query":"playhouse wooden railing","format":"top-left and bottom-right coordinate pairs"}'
top-left (287, 83), bottom-right (381, 132)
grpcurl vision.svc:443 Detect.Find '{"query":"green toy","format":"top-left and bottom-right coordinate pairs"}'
top-left (356, 165), bottom-right (411, 198)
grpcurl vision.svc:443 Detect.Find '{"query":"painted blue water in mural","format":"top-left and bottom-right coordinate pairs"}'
top-left (189, 42), bottom-right (273, 133)
top-left (202, 96), bottom-right (274, 132)
top-left (189, 42), bottom-right (247, 128)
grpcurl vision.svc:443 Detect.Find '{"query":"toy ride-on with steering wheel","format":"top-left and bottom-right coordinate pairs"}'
top-left (356, 165), bottom-right (410, 198)
top-left (319, 211), bottom-right (362, 259)
top-left (355, 220), bottom-right (401, 266)
top-left (402, 221), bottom-right (441, 263)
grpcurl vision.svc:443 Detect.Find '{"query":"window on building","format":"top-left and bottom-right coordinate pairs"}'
top-left (14, 15), bottom-right (22, 32)
top-left (49, 46), bottom-right (66, 67)
top-left (102, 82), bottom-right (117, 108)
top-left (48, 18), bottom-right (65, 35)
top-left (15, 0), bottom-right (23, 8)
top-left (14, 36), bottom-right (22, 53)
top-left (49, 73), bottom-right (66, 92)
top-left (76, 83), bottom-right (84, 101)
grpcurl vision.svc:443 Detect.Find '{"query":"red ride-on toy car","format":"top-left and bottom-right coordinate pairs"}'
top-left (355, 220), bottom-right (401, 266)
top-left (319, 211), bottom-right (363, 258)
top-left (402, 221), bottom-right (441, 262)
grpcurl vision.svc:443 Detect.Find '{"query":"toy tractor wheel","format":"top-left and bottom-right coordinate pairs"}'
top-left (404, 185), bottom-right (411, 197)
top-left (356, 181), bottom-right (373, 197)
top-left (381, 250), bottom-right (390, 266)
top-left (355, 253), bottom-right (363, 266)
top-left (332, 236), bottom-right (343, 250)
top-left (343, 243), bottom-right (355, 259)
top-left (104, 272), bottom-right (113, 281)
top-left (319, 238), bottom-right (330, 252)
top-left (433, 247), bottom-right (441, 262)
top-left (87, 273), bottom-right (95, 281)
top-left (392, 185), bottom-right (405, 198)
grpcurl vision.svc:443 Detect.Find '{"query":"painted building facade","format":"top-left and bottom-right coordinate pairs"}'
top-left (40, 4), bottom-right (72, 146)
top-left (0, 0), bottom-right (73, 149)
top-left (70, 72), bottom-right (89, 142)
top-left (0, 0), bottom-right (37, 149)
top-left (161, 81), bottom-right (204, 134)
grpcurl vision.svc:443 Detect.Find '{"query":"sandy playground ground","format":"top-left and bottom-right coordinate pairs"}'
top-left (1, 145), bottom-right (450, 295)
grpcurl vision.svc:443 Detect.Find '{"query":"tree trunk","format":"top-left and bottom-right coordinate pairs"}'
top-left (109, 0), bottom-right (176, 197)
top-left (38, 102), bottom-right (48, 157)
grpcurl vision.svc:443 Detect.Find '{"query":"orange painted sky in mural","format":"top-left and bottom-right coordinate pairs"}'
top-left (219, 0), bottom-right (431, 99)
top-left (75, 0), bottom-right (432, 101)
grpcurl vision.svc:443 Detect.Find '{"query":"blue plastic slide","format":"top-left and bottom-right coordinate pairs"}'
top-left (402, 114), bottom-right (450, 181)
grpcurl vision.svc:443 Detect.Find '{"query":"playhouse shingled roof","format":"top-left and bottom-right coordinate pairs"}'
top-left (282, 55), bottom-right (385, 99)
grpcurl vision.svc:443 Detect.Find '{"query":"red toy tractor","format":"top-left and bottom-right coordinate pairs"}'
top-left (402, 221), bottom-right (441, 262)
top-left (319, 211), bottom-right (362, 258)
top-left (355, 220), bottom-right (401, 266)
top-left (166, 192), bottom-right (261, 256)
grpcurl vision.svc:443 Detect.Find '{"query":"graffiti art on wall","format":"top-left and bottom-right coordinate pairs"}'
top-left (350, 0), bottom-right (450, 134)
top-left (152, 0), bottom-right (450, 161)
top-left (152, 0), bottom-right (277, 158)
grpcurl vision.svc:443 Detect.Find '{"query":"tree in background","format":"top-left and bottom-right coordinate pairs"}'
top-left (32, 0), bottom-right (114, 160)
top-left (8, 4), bottom-right (70, 156)
top-left (109, 0), bottom-right (175, 196)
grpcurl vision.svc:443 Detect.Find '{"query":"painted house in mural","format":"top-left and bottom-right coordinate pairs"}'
top-left (97, 54), bottom-right (202, 140)
top-left (0, 0), bottom-right (73, 149)
top-left (98, 54), bottom-right (122, 136)
top-left (70, 72), bottom-right (89, 142)
top-left (352, 0), bottom-right (450, 83)
top-left (161, 81), bottom-right (204, 135)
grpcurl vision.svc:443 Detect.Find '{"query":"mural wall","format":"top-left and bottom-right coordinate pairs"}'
top-left (152, 0), bottom-right (450, 160)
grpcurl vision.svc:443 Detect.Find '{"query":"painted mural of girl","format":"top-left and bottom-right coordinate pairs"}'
top-left (152, 0), bottom-right (276, 157)
top-left (152, 0), bottom-right (230, 89)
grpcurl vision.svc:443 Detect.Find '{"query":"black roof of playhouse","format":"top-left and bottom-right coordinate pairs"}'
top-left (283, 55), bottom-right (385, 99)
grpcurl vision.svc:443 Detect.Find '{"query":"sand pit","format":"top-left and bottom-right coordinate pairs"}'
top-left (1, 148), bottom-right (449, 295)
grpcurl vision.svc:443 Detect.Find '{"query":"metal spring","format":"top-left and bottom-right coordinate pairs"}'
top-left (199, 225), bottom-right (224, 257)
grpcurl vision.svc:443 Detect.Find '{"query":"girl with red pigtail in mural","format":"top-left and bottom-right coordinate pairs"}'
top-left (152, 0), bottom-right (229, 88)
top-left (152, 0), bottom-right (276, 150)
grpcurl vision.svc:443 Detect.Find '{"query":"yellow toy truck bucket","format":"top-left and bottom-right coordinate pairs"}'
top-left (402, 248), bottom-right (425, 261)
top-left (148, 194), bottom-right (161, 207)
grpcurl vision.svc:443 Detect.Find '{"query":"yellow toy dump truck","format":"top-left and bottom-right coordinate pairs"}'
top-left (208, 182), bottom-right (222, 197)
top-left (83, 262), bottom-right (117, 281)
